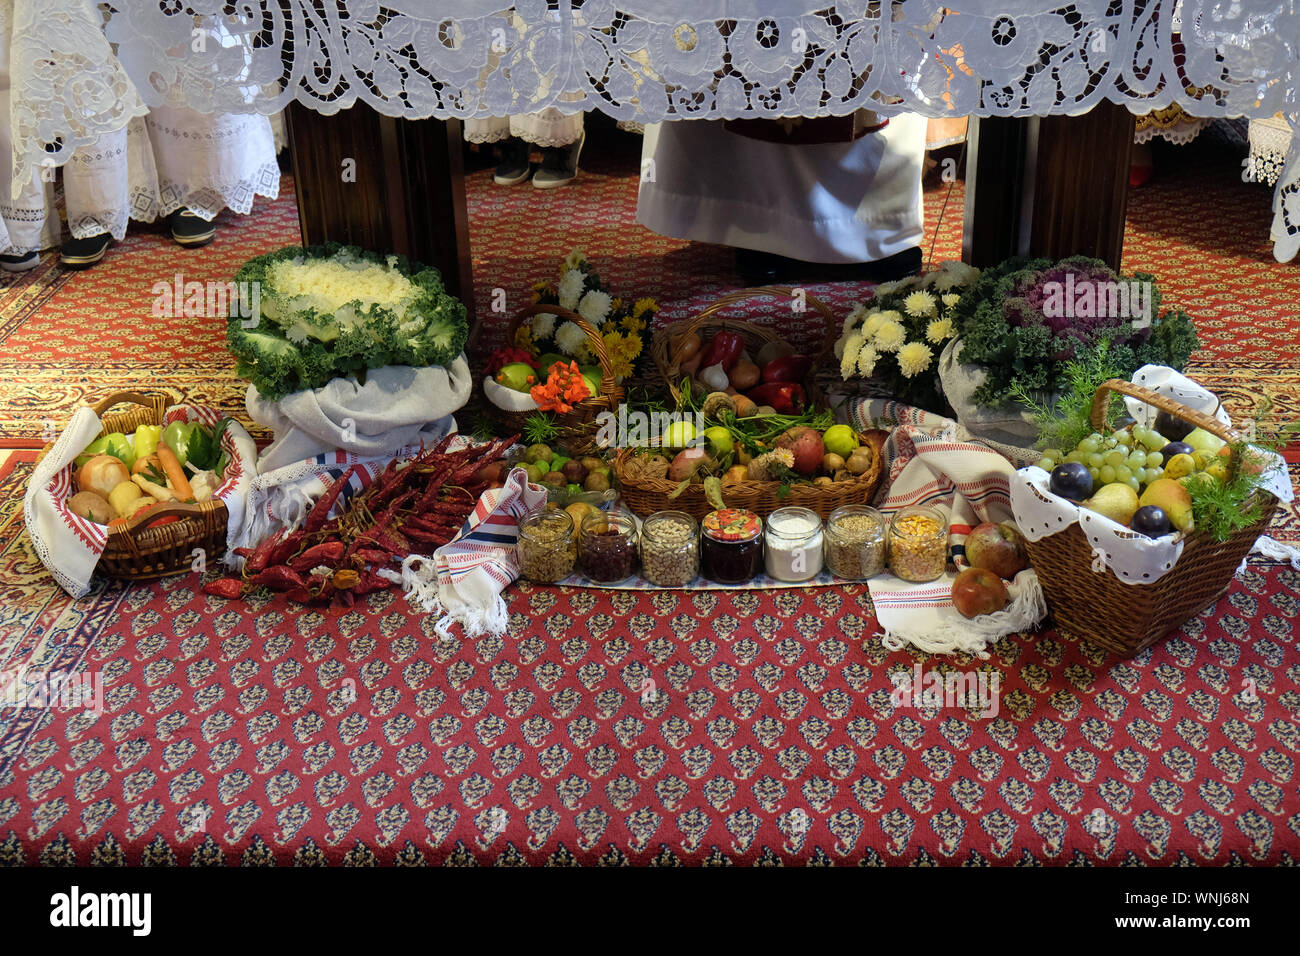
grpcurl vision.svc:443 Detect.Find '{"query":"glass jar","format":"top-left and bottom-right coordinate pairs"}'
top-left (516, 509), bottom-right (577, 583)
top-left (763, 506), bottom-right (824, 582)
top-left (639, 510), bottom-right (699, 587)
top-left (579, 509), bottom-right (639, 583)
top-left (888, 506), bottom-right (949, 582)
top-left (824, 505), bottom-right (887, 580)
top-left (700, 508), bottom-right (763, 585)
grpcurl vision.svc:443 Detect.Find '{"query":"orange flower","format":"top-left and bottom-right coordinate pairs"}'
top-left (529, 360), bottom-right (589, 413)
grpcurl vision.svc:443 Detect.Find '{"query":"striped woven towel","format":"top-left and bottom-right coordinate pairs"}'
top-left (384, 466), bottom-right (547, 640)
top-left (842, 398), bottom-right (1047, 658)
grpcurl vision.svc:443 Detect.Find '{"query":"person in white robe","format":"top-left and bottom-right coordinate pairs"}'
top-left (636, 111), bottom-right (927, 282)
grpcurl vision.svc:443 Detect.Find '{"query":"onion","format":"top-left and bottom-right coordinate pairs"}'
top-left (673, 331), bottom-right (702, 363)
top-left (78, 454), bottom-right (130, 499)
top-left (698, 362), bottom-right (730, 391)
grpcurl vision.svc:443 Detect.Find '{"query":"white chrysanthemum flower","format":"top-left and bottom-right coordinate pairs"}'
top-left (897, 341), bottom-right (933, 378)
top-left (903, 290), bottom-right (938, 318)
top-left (555, 320), bottom-right (587, 355)
top-left (856, 344), bottom-right (879, 378)
top-left (558, 269), bottom-right (585, 310)
top-left (873, 319), bottom-right (906, 353)
top-left (926, 318), bottom-right (954, 343)
top-left (941, 292), bottom-right (961, 308)
top-left (839, 332), bottom-right (865, 379)
top-left (873, 280), bottom-right (899, 298)
top-left (563, 250), bottom-right (586, 271)
top-left (578, 289), bottom-right (612, 324)
top-left (862, 311), bottom-right (885, 340)
top-left (530, 312), bottom-right (557, 340)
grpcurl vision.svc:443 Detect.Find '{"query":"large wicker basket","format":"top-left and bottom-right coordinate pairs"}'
top-left (488, 303), bottom-right (622, 453)
top-left (650, 286), bottom-right (837, 409)
top-left (38, 391), bottom-right (230, 581)
top-left (1024, 379), bottom-right (1278, 658)
top-left (613, 431), bottom-right (885, 521)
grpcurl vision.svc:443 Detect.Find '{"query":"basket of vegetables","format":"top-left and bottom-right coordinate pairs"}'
top-left (41, 392), bottom-right (236, 581)
top-left (650, 286), bottom-right (837, 414)
top-left (484, 303), bottom-right (623, 454)
top-left (613, 392), bottom-right (887, 520)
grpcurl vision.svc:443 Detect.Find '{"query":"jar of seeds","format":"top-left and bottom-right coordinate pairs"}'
top-left (579, 509), bottom-right (639, 583)
top-left (638, 510), bottom-right (699, 586)
top-left (824, 505), bottom-right (887, 580)
top-left (516, 509), bottom-right (577, 583)
top-left (888, 505), bottom-right (948, 582)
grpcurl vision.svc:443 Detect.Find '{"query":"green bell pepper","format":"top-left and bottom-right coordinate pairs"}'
top-left (73, 435), bottom-right (111, 470)
top-left (162, 421), bottom-right (197, 466)
top-left (132, 424), bottom-right (162, 461)
top-left (101, 432), bottom-right (135, 469)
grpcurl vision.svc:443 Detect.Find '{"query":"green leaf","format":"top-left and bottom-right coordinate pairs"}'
top-left (667, 479), bottom-right (691, 500)
top-left (776, 483), bottom-right (791, 501)
top-left (703, 476), bottom-right (725, 511)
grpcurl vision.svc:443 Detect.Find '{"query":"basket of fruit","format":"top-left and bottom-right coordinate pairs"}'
top-left (38, 392), bottom-right (236, 581)
top-left (484, 303), bottom-right (622, 454)
top-left (1015, 379), bottom-right (1281, 657)
top-left (613, 396), bottom-right (886, 520)
top-left (650, 286), bottom-right (836, 414)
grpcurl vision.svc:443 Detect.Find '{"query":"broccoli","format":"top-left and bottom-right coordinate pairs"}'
top-left (224, 243), bottom-right (468, 401)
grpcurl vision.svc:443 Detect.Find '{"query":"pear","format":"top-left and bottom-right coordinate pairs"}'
top-left (1183, 427), bottom-right (1225, 456)
top-left (1139, 478), bottom-right (1194, 532)
top-left (1083, 482), bottom-right (1140, 526)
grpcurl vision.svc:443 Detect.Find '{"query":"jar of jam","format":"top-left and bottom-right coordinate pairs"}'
top-left (579, 509), bottom-right (639, 583)
top-left (764, 506), bottom-right (824, 582)
top-left (638, 510), bottom-right (699, 587)
top-left (824, 505), bottom-right (887, 580)
top-left (700, 509), bottom-right (763, 585)
top-left (888, 505), bottom-right (948, 582)
top-left (516, 509), bottom-right (577, 583)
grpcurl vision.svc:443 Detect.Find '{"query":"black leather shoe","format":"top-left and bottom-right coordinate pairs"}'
top-left (493, 138), bottom-right (532, 185)
top-left (169, 208), bottom-right (216, 247)
top-left (735, 245), bottom-right (924, 286)
top-left (60, 234), bottom-right (112, 270)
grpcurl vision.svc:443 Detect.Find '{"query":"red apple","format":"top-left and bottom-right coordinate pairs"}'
top-left (964, 521), bottom-right (1028, 579)
top-left (951, 567), bottom-right (1009, 618)
top-left (776, 426), bottom-right (824, 476)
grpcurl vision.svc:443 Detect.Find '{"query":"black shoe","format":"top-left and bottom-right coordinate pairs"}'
top-left (735, 248), bottom-right (799, 285)
top-left (532, 131), bottom-right (584, 189)
top-left (735, 245), bottom-right (924, 286)
top-left (0, 251), bottom-right (38, 272)
top-left (60, 233), bottom-right (112, 270)
top-left (851, 246), bottom-right (924, 283)
top-left (169, 208), bottom-right (217, 247)
top-left (492, 138), bottom-right (532, 186)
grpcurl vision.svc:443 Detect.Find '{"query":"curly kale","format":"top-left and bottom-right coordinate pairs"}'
top-left (225, 243), bottom-right (468, 401)
top-left (956, 256), bottom-right (1199, 406)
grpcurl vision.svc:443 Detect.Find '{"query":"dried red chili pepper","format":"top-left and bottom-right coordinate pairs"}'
top-left (203, 578), bottom-right (245, 599)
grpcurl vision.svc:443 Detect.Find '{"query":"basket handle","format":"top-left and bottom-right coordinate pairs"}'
top-left (669, 285), bottom-right (839, 364)
top-left (108, 500), bottom-right (224, 556)
top-left (91, 391), bottom-right (172, 421)
top-left (1091, 379), bottom-right (1240, 443)
top-left (510, 302), bottom-right (618, 397)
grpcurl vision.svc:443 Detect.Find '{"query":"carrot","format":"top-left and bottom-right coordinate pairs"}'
top-left (156, 444), bottom-right (195, 502)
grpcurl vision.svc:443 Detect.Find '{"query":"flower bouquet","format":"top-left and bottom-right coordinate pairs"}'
top-left (833, 260), bottom-right (981, 412)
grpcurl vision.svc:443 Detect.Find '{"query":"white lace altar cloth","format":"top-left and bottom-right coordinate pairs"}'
top-left (12, 1), bottom-right (1300, 259)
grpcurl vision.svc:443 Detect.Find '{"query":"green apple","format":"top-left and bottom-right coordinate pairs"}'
top-left (495, 362), bottom-right (536, 392)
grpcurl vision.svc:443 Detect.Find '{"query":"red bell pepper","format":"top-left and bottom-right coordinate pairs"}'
top-left (746, 382), bottom-right (805, 415)
top-left (697, 331), bottom-right (745, 373)
top-left (760, 354), bottom-right (812, 384)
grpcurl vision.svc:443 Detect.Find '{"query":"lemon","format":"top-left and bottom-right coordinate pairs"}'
top-left (1163, 452), bottom-right (1196, 479)
top-left (662, 420), bottom-right (697, 449)
top-left (823, 425), bottom-right (859, 458)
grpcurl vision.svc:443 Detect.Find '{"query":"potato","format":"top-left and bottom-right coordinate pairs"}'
top-left (69, 491), bottom-right (112, 524)
top-left (822, 453), bottom-right (846, 474)
top-left (107, 480), bottom-right (143, 517)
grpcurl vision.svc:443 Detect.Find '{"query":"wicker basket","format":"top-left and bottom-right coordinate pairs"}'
top-left (650, 286), bottom-right (837, 409)
top-left (613, 431), bottom-right (885, 521)
top-left (488, 303), bottom-right (622, 453)
top-left (38, 391), bottom-right (230, 581)
top-left (1024, 379), bottom-right (1277, 658)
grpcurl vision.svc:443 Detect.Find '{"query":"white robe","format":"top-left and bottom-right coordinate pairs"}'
top-left (636, 113), bottom-right (927, 264)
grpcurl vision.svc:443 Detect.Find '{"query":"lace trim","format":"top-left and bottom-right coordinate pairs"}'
top-left (156, 161), bottom-right (282, 219)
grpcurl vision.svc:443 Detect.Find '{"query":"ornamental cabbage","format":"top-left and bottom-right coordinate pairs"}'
top-left (225, 242), bottom-right (468, 401)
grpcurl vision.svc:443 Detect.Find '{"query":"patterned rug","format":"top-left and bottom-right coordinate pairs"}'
top-left (1, 129), bottom-right (1298, 866)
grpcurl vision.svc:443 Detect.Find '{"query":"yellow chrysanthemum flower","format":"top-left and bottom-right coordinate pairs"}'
top-left (839, 332), bottom-right (865, 379)
top-left (514, 324), bottom-right (533, 350)
top-left (856, 344), bottom-right (879, 378)
top-left (862, 311), bottom-right (885, 339)
top-left (632, 297), bottom-right (657, 318)
top-left (941, 292), bottom-right (961, 308)
top-left (873, 319), bottom-right (906, 353)
top-left (926, 318), bottom-right (954, 344)
top-left (903, 290), bottom-right (938, 318)
top-left (897, 341), bottom-right (933, 378)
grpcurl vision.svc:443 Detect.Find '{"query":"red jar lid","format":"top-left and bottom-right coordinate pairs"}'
top-left (702, 509), bottom-right (762, 542)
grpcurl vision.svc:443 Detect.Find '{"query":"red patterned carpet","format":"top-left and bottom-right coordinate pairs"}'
top-left (1, 129), bottom-right (1298, 865)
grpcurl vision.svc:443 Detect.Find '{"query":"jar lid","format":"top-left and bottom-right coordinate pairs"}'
top-left (702, 508), bottom-right (761, 542)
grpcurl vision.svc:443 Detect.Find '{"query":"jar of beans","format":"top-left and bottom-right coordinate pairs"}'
top-left (824, 505), bottom-right (887, 580)
top-left (888, 506), bottom-right (948, 582)
top-left (579, 509), bottom-right (639, 583)
top-left (516, 509), bottom-right (577, 583)
top-left (638, 510), bottom-right (699, 586)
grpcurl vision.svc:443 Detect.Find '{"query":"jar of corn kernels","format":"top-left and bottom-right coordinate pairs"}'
top-left (888, 506), bottom-right (948, 582)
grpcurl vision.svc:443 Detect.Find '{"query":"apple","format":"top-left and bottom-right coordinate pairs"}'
top-left (951, 567), bottom-right (1009, 618)
top-left (964, 521), bottom-right (1028, 579)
